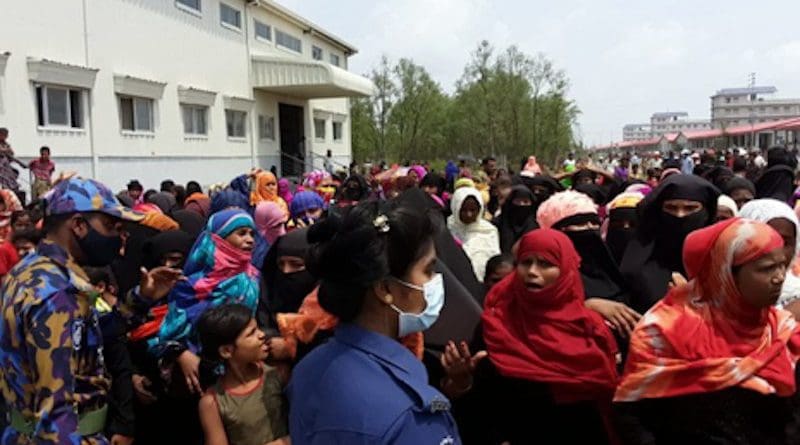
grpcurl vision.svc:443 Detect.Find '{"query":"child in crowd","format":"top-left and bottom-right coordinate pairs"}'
top-left (197, 304), bottom-right (289, 445)
top-left (85, 267), bottom-right (136, 444)
top-left (12, 229), bottom-right (41, 258)
top-left (483, 253), bottom-right (514, 291)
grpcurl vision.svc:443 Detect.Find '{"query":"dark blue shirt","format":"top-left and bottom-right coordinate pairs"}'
top-left (288, 324), bottom-right (460, 444)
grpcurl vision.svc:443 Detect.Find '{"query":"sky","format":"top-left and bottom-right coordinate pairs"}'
top-left (280, 0), bottom-right (800, 146)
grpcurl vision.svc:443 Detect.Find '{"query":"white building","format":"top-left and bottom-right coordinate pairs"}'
top-left (0, 0), bottom-right (374, 191)
top-left (622, 123), bottom-right (652, 142)
top-left (711, 86), bottom-right (800, 129)
top-left (649, 112), bottom-right (711, 136)
top-left (622, 112), bottom-right (711, 141)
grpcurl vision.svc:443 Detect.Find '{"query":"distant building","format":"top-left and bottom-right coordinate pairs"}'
top-left (622, 123), bottom-right (652, 141)
top-left (649, 112), bottom-right (711, 136)
top-left (622, 112), bottom-right (711, 141)
top-left (711, 86), bottom-right (800, 129)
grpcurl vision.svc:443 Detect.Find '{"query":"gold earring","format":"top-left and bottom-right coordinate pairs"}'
top-left (384, 294), bottom-right (393, 305)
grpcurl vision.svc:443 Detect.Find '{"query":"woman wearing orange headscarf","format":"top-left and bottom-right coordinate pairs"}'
top-left (614, 218), bottom-right (800, 443)
top-left (250, 171), bottom-right (288, 217)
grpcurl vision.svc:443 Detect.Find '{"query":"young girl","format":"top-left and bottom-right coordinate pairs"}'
top-left (198, 304), bottom-right (289, 445)
top-left (148, 208), bottom-right (260, 394)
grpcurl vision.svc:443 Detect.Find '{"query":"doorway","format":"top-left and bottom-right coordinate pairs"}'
top-left (279, 104), bottom-right (305, 177)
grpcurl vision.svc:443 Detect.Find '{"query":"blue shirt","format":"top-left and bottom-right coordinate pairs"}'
top-left (288, 324), bottom-right (460, 444)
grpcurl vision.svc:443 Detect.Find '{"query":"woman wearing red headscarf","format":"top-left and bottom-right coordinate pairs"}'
top-left (614, 218), bottom-right (800, 443)
top-left (442, 228), bottom-right (619, 444)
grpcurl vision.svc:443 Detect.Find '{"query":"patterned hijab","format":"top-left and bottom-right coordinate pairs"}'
top-left (616, 218), bottom-right (800, 401)
top-left (148, 209), bottom-right (260, 355)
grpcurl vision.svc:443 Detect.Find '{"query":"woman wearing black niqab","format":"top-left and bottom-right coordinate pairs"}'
top-left (620, 174), bottom-right (719, 314)
top-left (496, 185), bottom-right (538, 253)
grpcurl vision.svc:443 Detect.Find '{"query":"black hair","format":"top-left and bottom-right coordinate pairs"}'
top-left (83, 266), bottom-right (111, 287)
top-left (483, 156), bottom-right (496, 164)
top-left (732, 156), bottom-right (747, 173)
top-left (173, 185), bottom-right (187, 206)
top-left (196, 304), bottom-right (254, 363)
top-left (42, 212), bottom-right (75, 234)
top-left (484, 254), bottom-right (514, 281)
top-left (127, 180), bottom-right (143, 191)
top-left (0, 128), bottom-right (7, 135)
top-left (306, 200), bottom-right (436, 322)
top-left (143, 189), bottom-right (157, 202)
top-left (39, 146), bottom-right (50, 154)
top-left (11, 210), bottom-right (30, 227)
top-left (186, 181), bottom-right (203, 196)
top-left (160, 180), bottom-right (175, 193)
top-left (12, 229), bottom-right (42, 246)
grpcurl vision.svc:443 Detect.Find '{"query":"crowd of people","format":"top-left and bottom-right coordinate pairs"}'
top-left (1, 140), bottom-right (800, 444)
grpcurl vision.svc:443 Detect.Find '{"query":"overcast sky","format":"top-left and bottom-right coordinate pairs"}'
top-left (281, 0), bottom-right (800, 146)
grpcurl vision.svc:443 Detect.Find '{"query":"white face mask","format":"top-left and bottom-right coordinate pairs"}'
top-left (390, 273), bottom-right (445, 337)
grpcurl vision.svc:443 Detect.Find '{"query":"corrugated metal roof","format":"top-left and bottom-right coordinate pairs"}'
top-left (713, 86), bottom-right (777, 97)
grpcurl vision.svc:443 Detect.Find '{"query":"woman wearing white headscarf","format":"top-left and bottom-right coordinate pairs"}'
top-left (447, 187), bottom-right (500, 282)
top-left (739, 198), bottom-right (800, 317)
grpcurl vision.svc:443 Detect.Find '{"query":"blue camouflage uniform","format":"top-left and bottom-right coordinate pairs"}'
top-left (0, 177), bottom-right (142, 445)
top-left (288, 323), bottom-right (462, 444)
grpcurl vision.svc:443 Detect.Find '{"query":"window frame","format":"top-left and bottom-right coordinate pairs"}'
top-left (332, 121), bottom-right (343, 142)
top-left (314, 118), bottom-right (326, 141)
top-left (119, 95), bottom-right (155, 133)
top-left (181, 104), bottom-right (209, 136)
top-left (258, 114), bottom-right (275, 141)
top-left (35, 84), bottom-right (85, 130)
top-left (176, 0), bottom-right (202, 16)
top-left (254, 19), bottom-right (271, 42)
top-left (225, 109), bottom-right (247, 139)
top-left (276, 29), bottom-right (302, 53)
top-left (219, 2), bottom-right (242, 31)
top-left (312, 46), bottom-right (323, 61)
top-left (330, 53), bottom-right (340, 67)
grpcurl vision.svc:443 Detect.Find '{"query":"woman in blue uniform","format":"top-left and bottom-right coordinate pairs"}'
top-left (287, 201), bottom-right (461, 444)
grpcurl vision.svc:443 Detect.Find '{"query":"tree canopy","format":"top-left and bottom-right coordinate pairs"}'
top-left (351, 41), bottom-right (581, 167)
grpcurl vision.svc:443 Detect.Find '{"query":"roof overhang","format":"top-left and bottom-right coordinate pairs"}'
top-left (251, 56), bottom-right (374, 99)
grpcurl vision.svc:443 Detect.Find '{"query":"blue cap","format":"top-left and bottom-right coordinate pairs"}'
top-left (45, 177), bottom-right (144, 221)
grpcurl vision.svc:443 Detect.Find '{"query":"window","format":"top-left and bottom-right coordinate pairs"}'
top-left (176, 0), bottom-right (201, 13)
top-left (312, 46), bottom-right (323, 61)
top-left (258, 115), bottom-right (275, 140)
top-left (182, 104), bottom-right (208, 135)
top-left (225, 109), bottom-right (247, 138)
top-left (119, 96), bottom-right (154, 132)
top-left (314, 118), bottom-right (325, 140)
top-left (333, 121), bottom-right (343, 141)
top-left (220, 3), bottom-right (241, 29)
top-left (255, 20), bottom-right (271, 41)
top-left (276, 29), bottom-right (302, 53)
top-left (35, 85), bottom-right (83, 128)
top-left (330, 53), bottom-right (340, 66)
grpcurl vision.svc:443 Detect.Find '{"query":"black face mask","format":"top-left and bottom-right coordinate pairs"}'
top-left (660, 210), bottom-right (709, 242)
top-left (273, 270), bottom-right (318, 313)
top-left (606, 228), bottom-right (635, 264)
top-left (77, 223), bottom-right (122, 267)
top-left (509, 204), bottom-right (533, 225)
top-left (564, 229), bottom-right (607, 265)
top-left (343, 187), bottom-right (362, 201)
top-left (658, 209), bottom-right (709, 269)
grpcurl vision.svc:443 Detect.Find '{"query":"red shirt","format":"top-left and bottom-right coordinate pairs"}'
top-left (29, 158), bottom-right (54, 182)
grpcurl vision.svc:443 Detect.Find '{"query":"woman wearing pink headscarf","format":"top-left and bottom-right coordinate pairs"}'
top-left (278, 178), bottom-right (294, 207)
top-left (254, 201), bottom-right (288, 246)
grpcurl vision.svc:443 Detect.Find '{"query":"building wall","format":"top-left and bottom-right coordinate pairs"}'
top-left (0, 0), bottom-right (356, 191)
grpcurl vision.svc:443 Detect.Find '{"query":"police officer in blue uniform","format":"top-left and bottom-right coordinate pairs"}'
top-left (288, 203), bottom-right (460, 444)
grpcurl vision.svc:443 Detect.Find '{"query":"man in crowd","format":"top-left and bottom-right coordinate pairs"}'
top-left (28, 146), bottom-right (55, 200)
top-left (0, 177), bottom-right (181, 444)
